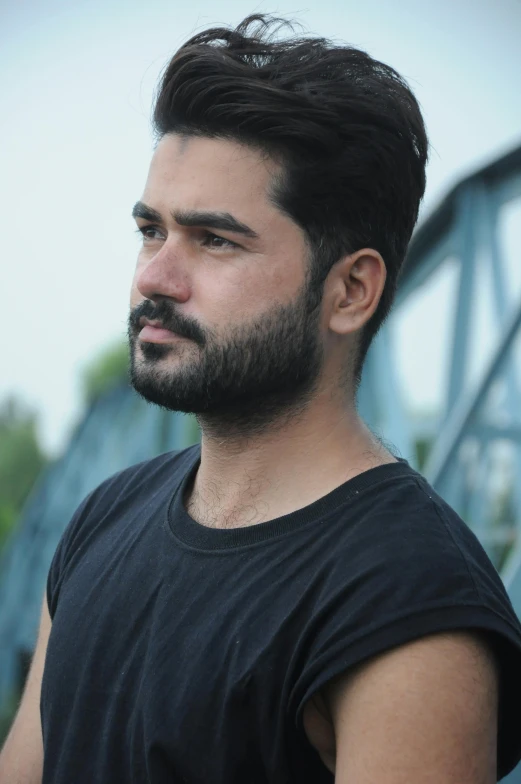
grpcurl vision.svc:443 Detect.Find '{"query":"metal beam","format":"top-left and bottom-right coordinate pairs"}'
top-left (445, 186), bottom-right (478, 418)
top-left (423, 297), bottom-right (521, 489)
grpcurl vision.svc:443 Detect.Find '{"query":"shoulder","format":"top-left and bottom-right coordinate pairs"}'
top-left (81, 443), bottom-right (198, 527)
top-left (46, 445), bottom-right (199, 614)
top-left (320, 468), bottom-right (521, 656)
top-left (320, 468), bottom-right (507, 615)
top-left (83, 444), bottom-right (200, 512)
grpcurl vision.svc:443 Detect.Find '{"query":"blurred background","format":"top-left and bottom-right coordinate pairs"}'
top-left (1, 0), bottom-right (521, 774)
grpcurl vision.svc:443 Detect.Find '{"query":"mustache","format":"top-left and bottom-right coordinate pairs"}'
top-left (128, 299), bottom-right (207, 346)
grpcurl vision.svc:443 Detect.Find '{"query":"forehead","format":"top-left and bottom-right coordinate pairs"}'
top-left (144, 133), bottom-right (280, 215)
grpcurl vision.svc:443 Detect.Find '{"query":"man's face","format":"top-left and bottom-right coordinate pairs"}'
top-left (128, 133), bottom-right (324, 429)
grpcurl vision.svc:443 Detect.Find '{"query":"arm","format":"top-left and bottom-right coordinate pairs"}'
top-left (0, 594), bottom-right (51, 784)
top-left (304, 630), bottom-right (499, 783)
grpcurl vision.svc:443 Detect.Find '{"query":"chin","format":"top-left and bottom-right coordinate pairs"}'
top-left (137, 341), bottom-right (183, 363)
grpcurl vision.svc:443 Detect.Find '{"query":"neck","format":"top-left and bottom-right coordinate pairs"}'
top-left (185, 383), bottom-right (396, 529)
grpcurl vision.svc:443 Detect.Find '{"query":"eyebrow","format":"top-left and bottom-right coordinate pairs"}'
top-left (131, 201), bottom-right (259, 240)
top-left (132, 201), bottom-right (162, 223)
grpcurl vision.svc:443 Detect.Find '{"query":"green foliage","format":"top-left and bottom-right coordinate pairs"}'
top-left (0, 397), bottom-right (49, 550)
top-left (184, 414), bottom-right (201, 446)
top-left (82, 341), bottom-right (129, 405)
top-left (0, 501), bottom-right (18, 550)
top-left (491, 487), bottom-right (517, 573)
top-left (0, 690), bottom-right (19, 746)
top-left (414, 435), bottom-right (432, 471)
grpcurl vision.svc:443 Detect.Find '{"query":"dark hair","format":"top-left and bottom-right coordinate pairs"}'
top-left (153, 15), bottom-right (428, 382)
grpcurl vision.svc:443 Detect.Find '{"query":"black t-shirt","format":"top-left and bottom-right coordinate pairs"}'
top-left (42, 445), bottom-right (521, 783)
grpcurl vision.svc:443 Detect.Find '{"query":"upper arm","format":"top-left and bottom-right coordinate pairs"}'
top-left (0, 594), bottom-right (52, 784)
top-left (306, 630), bottom-right (499, 783)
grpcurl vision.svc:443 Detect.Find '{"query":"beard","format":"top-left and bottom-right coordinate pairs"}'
top-left (128, 281), bottom-right (324, 435)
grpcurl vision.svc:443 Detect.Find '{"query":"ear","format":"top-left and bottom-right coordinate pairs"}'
top-left (326, 249), bottom-right (386, 336)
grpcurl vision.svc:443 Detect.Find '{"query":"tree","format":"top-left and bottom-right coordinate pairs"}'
top-left (0, 397), bottom-right (49, 550)
top-left (81, 340), bottom-right (129, 405)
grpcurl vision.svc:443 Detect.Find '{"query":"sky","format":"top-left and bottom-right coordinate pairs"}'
top-left (2, 0), bottom-right (521, 455)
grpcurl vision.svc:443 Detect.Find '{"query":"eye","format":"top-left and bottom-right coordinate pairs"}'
top-left (135, 225), bottom-right (165, 242)
top-left (201, 232), bottom-right (238, 250)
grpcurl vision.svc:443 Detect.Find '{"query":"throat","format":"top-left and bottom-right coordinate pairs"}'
top-left (183, 414), bottom-right (397, 531)
top-left (184, 483), bottom-right (272, 530)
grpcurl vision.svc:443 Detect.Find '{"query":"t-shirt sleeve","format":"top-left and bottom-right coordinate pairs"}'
top-left (46, 460), bottom-right (150, 618)
top-left (46, 449), bottom-right (188, 619)
top-left (46, 487), bottom-right (100, 619)
top-left (288, 481), bottom-right (521, 781)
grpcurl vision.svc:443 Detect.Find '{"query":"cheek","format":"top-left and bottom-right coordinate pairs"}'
top-left (211, 258), bottom-right (304, 321)
top-left (210, 271), bottom-right (264, 320)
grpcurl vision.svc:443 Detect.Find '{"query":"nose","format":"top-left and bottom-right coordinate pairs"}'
top-left (134, 240), bottom-right (191, 304)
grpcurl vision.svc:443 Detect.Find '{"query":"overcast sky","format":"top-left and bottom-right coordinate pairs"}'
top-left (2, 0), bottom-right (521, 454)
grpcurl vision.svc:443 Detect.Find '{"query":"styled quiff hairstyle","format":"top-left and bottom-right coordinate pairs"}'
top-left (153, 15), bottom-right (428, 382)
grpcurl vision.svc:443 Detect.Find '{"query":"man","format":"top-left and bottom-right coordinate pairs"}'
top-left (2, 14), bottom-right (521, 783)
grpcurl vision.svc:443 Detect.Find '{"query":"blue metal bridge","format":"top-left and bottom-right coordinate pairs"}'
top-left (1, 142), bottom-right (520, 779)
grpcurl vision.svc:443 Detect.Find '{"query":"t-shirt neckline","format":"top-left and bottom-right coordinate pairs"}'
top-left (167, 445), bottom-right (418, 551)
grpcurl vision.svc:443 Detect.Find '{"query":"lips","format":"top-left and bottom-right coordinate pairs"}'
top-left (138, 319), bottom-right (183, 344)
